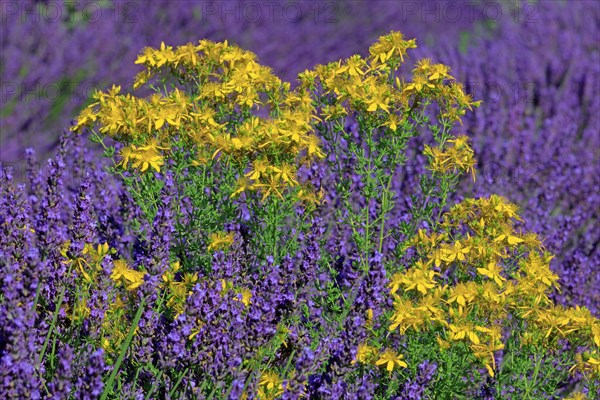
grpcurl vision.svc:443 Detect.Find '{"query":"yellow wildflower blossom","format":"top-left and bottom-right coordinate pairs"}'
top-left (375, 349), bottom-right (408, 372)
top-left (446, 282), bottom-right (478, 307)
top-left (470, 340), bottom-right (505, 377)
top-left (442, 240), bottom-right (471, 263)
top-left (110, 259), bottom-right (146, 290)
top-left (230, 176), bottom-right (255, 199)
top-left (401, 263), bottom-right (438, 295)
top-left (404, 74), bottom-right (435, 94)
top-left (235, 288), bottom-right (252, 307)
top-left (366, 90), bottom-right (390, 113)
top-left (207, 231), bottom-right (235, 251)
top-left (259, 371), bottom-right (283, 395)
top-left (353, 342), bottom-right (376, 365)
top-left (131, 147), bottom-right (164, 173)
top-left (477, 262), bottom-right (507, 287)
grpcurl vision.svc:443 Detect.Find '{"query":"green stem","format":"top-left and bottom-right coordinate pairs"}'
top-left (168, 367), bottom-right (190, 398)
top-left (378, 174), bottom-right (395, 254)
top-left (39, 263), bottom-right (74, 364)
top-left (143, 370), bottom-right (163, 400)
top-left (100, 298), bottom-right (146, 400)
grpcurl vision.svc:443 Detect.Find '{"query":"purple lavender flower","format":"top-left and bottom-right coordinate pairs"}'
top-left (396, 361), bottom-right (437, 400)
top-left (74, 348), bottom-right (105, 400)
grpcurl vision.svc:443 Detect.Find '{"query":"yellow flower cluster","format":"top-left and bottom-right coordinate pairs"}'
top-left (207, 231), bottom-right (235, 251)
top-left (424, 135), bottom-right (477, 181)
top-left (161, 261), bottom-right (198, 318)
top-left (100, 294), bottom-right (130, 356)
top-left (570, 350), bottom-right (600, 379)
top-left (257, 370), bottom-right (284, 400)
top-left (299, 31), bottom-right (479, 131)
top-left (59, 241), bottom-right (152, 358)
top-left (118, 139), bottom-right (170, 172)
top-left (381, 195), bottom-right (599, 378)
top-left (72, 39), bottom-right (326, 203)
top-left (60, 241), bottom-right (115, 284)
top-left (564, 392), bottom-right (590, 400)
top-left (72, 33), bottom-right (480, 204)
top-left (220, 279), bottom-right (252, 307)
top-left (110, 259), bottom-right (146, 291)
top-left (353, 343), bottom-right (408, 374)
top-left (368, 31), bottom-right (417, 66)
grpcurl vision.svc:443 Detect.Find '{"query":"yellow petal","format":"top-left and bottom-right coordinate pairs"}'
top-left (508, 235), bottom-right (524, 245)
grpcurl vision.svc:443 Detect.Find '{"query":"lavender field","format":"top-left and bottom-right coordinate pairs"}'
top-left (1, 1), bottom-right (599, 398)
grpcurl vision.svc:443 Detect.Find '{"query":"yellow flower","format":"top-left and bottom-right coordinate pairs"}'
top-left (259, 371), bottom-right (283, 392)
top-left (494, 232), bottom-right (524, 246)
top-left (368, 31), bottom-right (416, 65)
top-left (387, 273), bottom-right (404, 294)
top-left (401, 263), bottom-right (438, 295)
top-left (174, 42), bottom-right (201, 67)
top-left (71, 106), bottom-right (98, 133)
top-left (110, 259), bottom-right (146, 290)
top-left (436, 336), bottom-right (451, 350)
top-left (207, 231), bottom-right (235, 251)
top-left (337, 54), bottom-right (366, 77)
top-left (182, 272), bottom-right (198, 287)
top-left (563, 392), bottom-right (587, 400)
top-left (403, 74), bottom-right (435, 94)
top-left (534, 305), bottom-right (577, 339)
top-left (245, 158), bottom-right (270, 181)
top-left (592, 322), bottom-right (600, 347)
top-left (446, 283), bottom-right (477, 307)
top-left (470, 340), bottom-right (505, 377)
top-left (476, 262), bottom-right (506, 287)
top-left (417, 289), bottom-right (445, 320)
top-left (274, 163), bottom-right (299, 186)
top-left (382, 113), bottom-right (403, 131)
top-left (235, 288), bottom-right (252, 307)
top-left (447, 135), bottom-right (470, 150)
top-left (230, 176), bottom-right (255, 199)
top-left (448, 322), bottom-right (482, 344)
top-left (298, 69), bottom-right (318, 89)
top-left (230, 135), bottom-right (254, 151)
top-left (428, 63), bottom-right (453, 81)
top-left (375, 349), bottom-right (408, 372)
top-left (154, 41), bottom-right (177, 67)
top-left (413, 58), bottom-right (432, 74)
top-left (478, 281), bottom-right (504, 305)
top-left (118, 145), bottom-right (137, 169)
top-left (520, 251), bottom-right (560, 290)
top-left (569, 351), bottom-right (600, 378)
top-left (366, 91), bottom-right (390, 113)
top-left (448, 82), bottom-right (481, 111)
top-left (442, 240), bottom-right (471, 263)
top-left (321, 103), bottom-right (348, 121)
top-left (255, 175), bottom-right (286, 202)
top-left (131, 143), bottom-right (165, 173)
top-left (353, 342), bottom-right (376, 364)
top-left (426, 247), bottom-right (445, 268)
